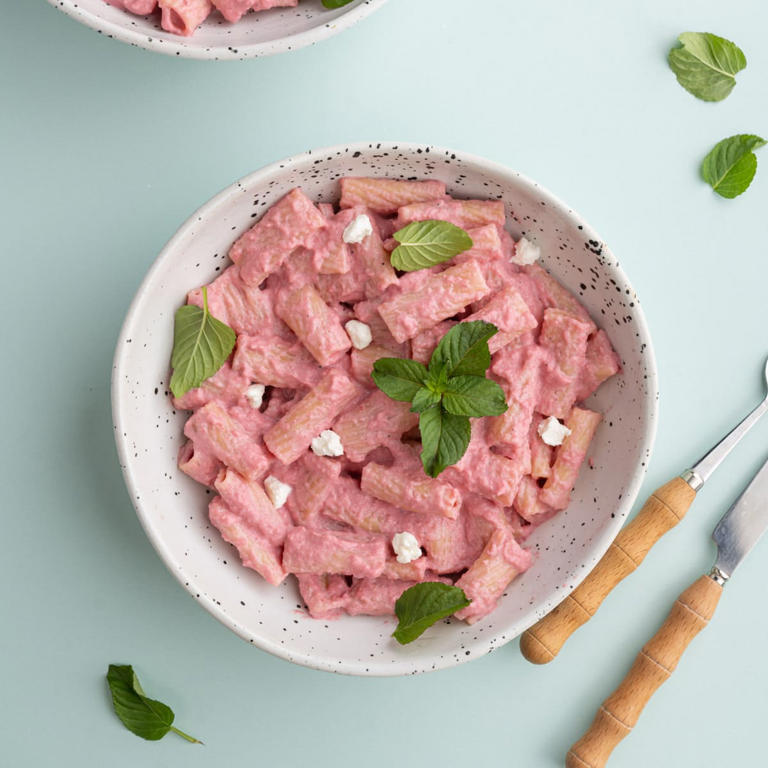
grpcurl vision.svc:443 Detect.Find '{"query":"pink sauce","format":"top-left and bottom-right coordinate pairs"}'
top-left (173, 177), bottom-right (621, 625)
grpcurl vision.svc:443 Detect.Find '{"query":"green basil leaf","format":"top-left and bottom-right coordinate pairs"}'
top-left (668, 32), bottom-right (746, 102)
top-left (372, 358), bottom-right (429, 402)
top-left (419, 406), bottom-right (471, 478)
top-left (390, 220), bottom-right (473, 272)
top-left (442, 375), bottom-right (508, 418)
top-left (410, 386), bottom-right (442, 413)
top-left (106, 664), bottom-right (201, 744)
top-left (700, 134), bottom-right (766, 198)
top-left (170, 287), bottom-right (236, 399)
top-left (393, 582), bottom-right (471, 644)
top-left (322, 0), bottom-right (355, 7)
top-left (429, 321), bottom-right (498, 378)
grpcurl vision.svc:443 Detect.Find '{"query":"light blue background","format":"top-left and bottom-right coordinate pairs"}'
top-left (4, 1), bottom-right (768, 765)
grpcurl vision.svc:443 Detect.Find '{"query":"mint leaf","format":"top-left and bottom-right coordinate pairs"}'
top-left (701, 134), bottom-right (766, 198)
top-left (393, 583), bottom-right (471, 644)
top-left (429, 320), bottom-right (498, 378)
top-left (410, 386), bottom-right (442, 413)
top-left (419, 406), bottom-right (471, 478)
top-left (372, 358), bottom-right (429, 402)
top-left (668, 32), bottom-right (746, 102)
top-left (441, 375), bottom-right (508, 418)
top-left (106, 664), bottom-right (201, 744)
top-left (170, 287), bottom-right (236, 398)
top-left (322, 0), bottom-right (354, 7)
top-left (390, 220), bottom-right (473, 272)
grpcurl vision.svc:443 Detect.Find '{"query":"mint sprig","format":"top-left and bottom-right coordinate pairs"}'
top-left (418, 406), bottom-right (472, 478)
top-left (106, 664), bottom-right (202, 744)
top-left (170, 286), bottom-right (236, 399)
top-left (393, 583), bottom-right (471, 644)
top-left (372, 321), bottom-right (508, 477)
top-left (441, 375), bottom-right (508, 418)
top-left (701, 134), bottom-right (766, 198)
top-left (668, 32), bottom-right (746, 102)
top-left (390, 220), bottom-right (473, 272)
top-left (370, 357), bottom-right (428, 401)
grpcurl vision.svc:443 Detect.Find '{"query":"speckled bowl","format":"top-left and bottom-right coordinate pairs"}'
top-left (112, 142), bottom-right (658, 676)
top-left (47, 0), bottom-right (388, 60)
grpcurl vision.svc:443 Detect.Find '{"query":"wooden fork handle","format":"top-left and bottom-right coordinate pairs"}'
top-left (520, 477), bottom-right (696, 664)
top-left (565, 574), bottom-right (722, 768)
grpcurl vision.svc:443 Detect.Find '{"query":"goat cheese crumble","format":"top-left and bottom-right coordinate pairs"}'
top-left (245, 383), bottom-right (265, 409)
top-left (538, 416), bottom-right (572, 446)
top-left (344, 319), bottom-right (373, 350)
top-left (342, 214), bottom-right (373, 244)
top-left (311, 429), bottom-right (344, 457)
top-left (392, 532), bottom-right (422, 564)
top-left (264, 475), bottom-right (292, 509)
top-left (512, 236), bottom-right (540, 265)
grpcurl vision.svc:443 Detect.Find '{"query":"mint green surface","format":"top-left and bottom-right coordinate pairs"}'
top-left (4, 2), bottom-right (768, 765)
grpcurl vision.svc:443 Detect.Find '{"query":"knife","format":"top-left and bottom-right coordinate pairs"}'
top-left (521, 360), bottom-right (768, 664)
top-left (565, 453), bottom-right (768, 768)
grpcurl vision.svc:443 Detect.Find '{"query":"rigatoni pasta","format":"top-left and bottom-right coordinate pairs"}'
top-left (172, 177), bottom-right (621, 628)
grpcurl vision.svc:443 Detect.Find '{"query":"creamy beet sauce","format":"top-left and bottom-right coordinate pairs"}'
top-left (173, 178), bottom-right (620, 623)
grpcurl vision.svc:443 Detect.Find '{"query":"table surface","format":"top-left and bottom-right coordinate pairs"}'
top-left (4, 1), bottom-right (768, 766)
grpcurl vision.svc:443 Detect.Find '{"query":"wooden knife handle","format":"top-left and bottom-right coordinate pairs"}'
top-left (565, 574), bottom-right (723, 768)
top-left (520, 477), bottom-right (696, 664)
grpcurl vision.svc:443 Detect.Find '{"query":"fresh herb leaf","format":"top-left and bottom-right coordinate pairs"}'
top-left (419, 406), bottom-right (471, 478)
top-left (170, 287), bottom-right (236, 399)
top-left (410, 386), bottom-right (442, 413)
top-left (372, 358), bottom-right (429, 402)
top-left (106, 664), bottom-right (201, 744)
top-left (390, 220), bottom-right (473, 272)
top-left (373, 322), bottom-right (506, 476)
top-left (429, 320), bottom-right (498, 378)
top-left (322, 0), bottom-right (355, 7)
top-left (700, 134), bottom-right (766, 198)
top-left (441, 375), bottom-right (508, 418)
top-left (393, 583), bottom-right (471, 644)
top-left (668, 32), bottom-right (746, 102)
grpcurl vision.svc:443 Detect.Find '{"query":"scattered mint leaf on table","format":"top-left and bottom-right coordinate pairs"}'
top-left (170, 286), bottom-right (236, 398)
top-left (701, 134), bottom-right (766, 198)
top-left (393, 582), bottom-right (471, 644)
top-left (390, 220), bottom-right (473, 271)
top-left (373, 322), bottom-right (507, 477)
top-left (668, 32), bottom-right (746, 102)
top-left (322, 0), bottom-right (355, 7)
top-left (106, 664), bottom-right (202, 744)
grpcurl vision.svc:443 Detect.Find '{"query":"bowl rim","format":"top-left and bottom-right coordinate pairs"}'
top-left (46, 0), bottom-right (389, 60)
top-left (112, 140), bottom-right (659, 675)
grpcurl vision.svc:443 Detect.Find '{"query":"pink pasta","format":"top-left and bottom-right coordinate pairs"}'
top-left (173, 179), bottom-right (620, 628)
top-left (109, 0), bottom-right (306, 37)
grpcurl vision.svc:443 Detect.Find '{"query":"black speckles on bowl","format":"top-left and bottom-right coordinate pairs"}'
top-left (111, 142), bottom-right (658, 676)
top-left (46, 0), bottom-right (389, 60)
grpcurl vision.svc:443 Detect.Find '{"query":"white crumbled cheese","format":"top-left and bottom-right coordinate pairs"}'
top-left (392, 532), bottom-right (422, 564)
top-left (342, 214), bottom-right (373, 244)
top-left (245, 383), bottom-right (266, 409)
top-left (310, 429), bottom-right (344, 457)
top-left (344, 319), bottom-right (373, 350)
top-left (538, 416), bottom-right (572, 447)
top-left (264, 475), bottom-right (292, 509)
top-left (511, 236), bottom-right (541, 265)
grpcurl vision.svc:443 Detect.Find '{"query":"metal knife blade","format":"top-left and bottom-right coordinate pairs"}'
top-left (712, 455), bottom-right (768, 581)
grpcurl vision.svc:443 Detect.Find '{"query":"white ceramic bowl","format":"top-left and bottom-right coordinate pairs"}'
top-left (47, 0), bottom-right (388, 60)
top-left (112, 142), bottom-right (658, 676)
